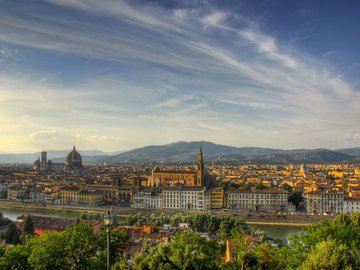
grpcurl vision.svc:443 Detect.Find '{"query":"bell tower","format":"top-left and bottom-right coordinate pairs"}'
top-left (197, 147), bottom-right (204, 186)
top-left (41, 150), bottom-right (47, 164)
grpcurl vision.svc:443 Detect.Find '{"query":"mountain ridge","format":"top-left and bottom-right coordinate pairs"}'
top-left (0, 141), bottom-right (358, 164)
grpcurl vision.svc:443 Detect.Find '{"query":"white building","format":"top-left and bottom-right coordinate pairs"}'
top-left (132, 189), bottom-right (163, 208)
top-left (344, 197), bottom-right (360, 214)
top-left (305, 191), bottom-right (344, 214)
top-left (0, 183), bottom-right (9, 199)
top-left (7, 186), bottom-right (27, 201)
top-left (29, 190), bottom-right (46, 203)
top-left (162, 186), bottom-right (206, 210)
top-left (227, 189), bottom-right (288, 212)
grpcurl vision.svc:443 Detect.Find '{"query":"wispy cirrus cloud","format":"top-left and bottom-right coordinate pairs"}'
top-left (0, 46), bottom-right (20, 62)
top-left (0, 0), bottom-right (359, 151)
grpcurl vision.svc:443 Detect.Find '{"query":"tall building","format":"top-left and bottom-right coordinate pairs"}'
top-left (33, 151), bottom-right (65, 172)
top-left (197, 147), bottom-right (204, 186)
top-left (305, 191), bottom-right (344, 214)
top-left (65, 145), bottom-right (84, 171)
top-left (344, 197), bottom-right (360, 214)
top-left (32, 145), bottom-right (84, 172)
top-left (227, 189), bottom-right (288, 212)
top-left (162, 186), bottom-right (206, 210)
top-left (299, 163), bottom-right (307, 177)
top-left (41, 151), bottom-right (47, 165)
top-left (148, 147), bottom-right (215, 188)
top-left (132, 188), bottom-right (163, 208)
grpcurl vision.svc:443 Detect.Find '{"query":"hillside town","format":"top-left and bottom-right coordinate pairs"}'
top-left (0, 146), bottom-right (359, 215)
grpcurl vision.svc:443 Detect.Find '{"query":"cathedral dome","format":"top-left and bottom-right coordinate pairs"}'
top-left (65, 146), bottom-right (82, 168)
top-left (32, 158), bottom-right (40, 170)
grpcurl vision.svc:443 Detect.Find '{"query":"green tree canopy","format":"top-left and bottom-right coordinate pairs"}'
top-left (132, 231), bottom-right (224, 270)
top-left (300, 239), bottom-right (358, 270)
top-left (288, 190), bottom-right (303, 210)
top-left (282, 183), bottom-right (293, 193)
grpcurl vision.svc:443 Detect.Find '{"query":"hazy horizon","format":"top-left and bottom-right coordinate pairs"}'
top-left (1, 140), bottom-right (359, 155)
top-left (1, 1), bottom-right (360, 152)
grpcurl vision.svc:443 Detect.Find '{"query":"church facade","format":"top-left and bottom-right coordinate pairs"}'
top-left (32, 146), bottom-right (84, 172)
top-left (147, 148), bottom-right (214, 188)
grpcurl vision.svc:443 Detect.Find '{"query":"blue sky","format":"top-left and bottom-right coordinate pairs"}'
top-left (0, 0), bottom-right (360, 152)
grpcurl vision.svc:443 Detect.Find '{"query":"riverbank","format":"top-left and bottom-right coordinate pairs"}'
top-left (0, 200), bottom-right (334, 226)
top-left (0, 200), bottom-right (109, 214)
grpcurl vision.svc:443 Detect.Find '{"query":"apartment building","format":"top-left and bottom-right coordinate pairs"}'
top-left (209, 187), bottom-right (225, 209)
top-left (227, 189), bottom-right (288, 212)
top-left (305, 191), bottom-right (344, 214)
top-left (344, 197), bottom-right (360, 214)
top-left (132, 188), bottom-right (162, 208)
top-left (7, 186), bottom-right (27, 201)
top-left (162, 186), bottom-right (206, 210)
top-left (59, 186), bottom-right (104, 206)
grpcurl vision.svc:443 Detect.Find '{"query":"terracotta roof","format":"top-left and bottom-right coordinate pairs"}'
top-left (17, 215), bottom-right (76, 230)
top-left (17, 215), bottom-right (101, 231)
top-left (154, 170), bottom-right (196, 174)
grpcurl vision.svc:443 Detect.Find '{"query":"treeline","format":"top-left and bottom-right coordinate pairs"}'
top-left (0, 222), bottom-right (130, 269)
top-left (122, 213), bottom-right (360, 270)
top-left (0, 213), bottom-right (359, 269)
top-left (126, 213), bottom-right (250, 239)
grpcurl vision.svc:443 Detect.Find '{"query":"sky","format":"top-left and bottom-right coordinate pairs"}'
top-left (1, 0), bottom-right (360, 153)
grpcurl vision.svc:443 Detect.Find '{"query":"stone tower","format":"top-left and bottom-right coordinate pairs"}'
top-left (197, 147), bottom-right (204, 186)
top-left (41, 151), bottom-right (47, 164)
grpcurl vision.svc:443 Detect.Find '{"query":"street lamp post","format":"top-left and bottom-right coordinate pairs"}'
top-left (103, 209), bottom-right (113, 270)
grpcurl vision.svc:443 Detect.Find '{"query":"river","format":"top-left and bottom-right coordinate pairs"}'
top-left (0, 208), bottom-right (303, 241)
top-left (0, 208), bottom-right (80, 221)
top-left (251, 224), bottom-right (302, 241)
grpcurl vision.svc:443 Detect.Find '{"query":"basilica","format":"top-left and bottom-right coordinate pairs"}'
top-left (147, 147), bottom-right (215, 188)
top-left (32, 146), bottom-right (84, 172)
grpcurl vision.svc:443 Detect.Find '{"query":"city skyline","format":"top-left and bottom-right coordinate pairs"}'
top-left (1, 0), bottom-right (360, 152)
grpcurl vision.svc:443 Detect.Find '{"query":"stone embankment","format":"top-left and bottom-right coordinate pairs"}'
top-left (0, 200), bottom-right (334, 226)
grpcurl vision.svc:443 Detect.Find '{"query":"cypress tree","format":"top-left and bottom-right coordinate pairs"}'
top-left (23, 215), bottom-right (35, 235)
top-left (5, 223), bottom-right (20, 245)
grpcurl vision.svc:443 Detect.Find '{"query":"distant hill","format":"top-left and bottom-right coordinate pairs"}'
top-left (0, 142), bottom-right (358, 164)
top-left (104, 141), bottom-right (357, 164)
top-left (334, 147), bottom-right (360, 157)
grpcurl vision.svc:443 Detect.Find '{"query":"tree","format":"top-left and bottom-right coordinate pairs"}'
top-left (5, 223), bottom-right (20, 245)
top-left (255, 183), bottom-right (267, 190)
top-left (282, 183), bottom-right (293, 193)
top-left (239, 183), bottom-right (254, 190)
top-left (300, 239), bottom-right (358, 270)
top-left (28, 232), bottom-right (71, 270)
top-left (131, 231), bottom-right (223, 270)
top-left (62, 222), bottom-right (99, 269)
top-left (98, 229), bottom-right (130, 265)
top-left (281, 213), bottom-right (360, 269)
top-left (288, 190), bottom-right (303, 210)
top-left (111, 258), bottom-right (129, 270)
top-left (218, 217), bottom-right (248, 240)
top-left (255, 243), bottom-right (281, 269)
top-left (0, 243), bottom-right (32, 270)
top-left (22, 215), bottom-right (35, 235)
top-left (241, 252), bottom-right (259, 270)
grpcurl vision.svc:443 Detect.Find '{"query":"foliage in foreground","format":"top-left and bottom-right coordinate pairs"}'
top-left (0, 222), bottom-right (130, 270)
top-left (0, 213), bottom-right (359, 270)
